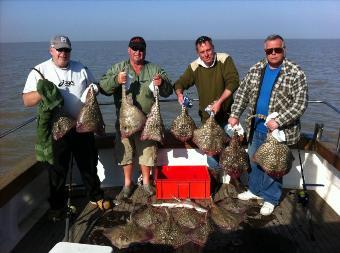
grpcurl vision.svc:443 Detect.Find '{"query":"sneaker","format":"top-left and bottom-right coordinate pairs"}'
top-left (142, 184), bottom-right (155, 197)
top-left (116, 183), bottom-right (135, 200)
top-left (260, 202), bottom-right (275, 216)
top-left (90, 199), bottom-right (113, 211)
top-left (237, 190), bottom-right (263, 201)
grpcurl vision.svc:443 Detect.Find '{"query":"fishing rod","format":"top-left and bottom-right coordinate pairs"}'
top-left (0, 116), bottom-right (36, 139)
top-left (63, 153), bottom-right (77, 242)
top-left (296, 144), bottom-right (316, 241)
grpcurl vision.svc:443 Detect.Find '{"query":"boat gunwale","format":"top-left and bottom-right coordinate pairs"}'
top-left (0, 132), bottom-right (339, 208)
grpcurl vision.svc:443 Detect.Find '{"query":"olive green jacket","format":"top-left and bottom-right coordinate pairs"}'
top-left (36, 79), bottom-right (63, 165)
top-left (100, 60), bottom-right (173, 119)
top-left (174, 53), bottom-right (239, 126)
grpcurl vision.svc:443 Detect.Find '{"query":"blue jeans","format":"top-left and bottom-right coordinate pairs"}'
top-left (207, 154), bottom-right (220, 169)
top-left (248, 130), bottom-right (282, 205)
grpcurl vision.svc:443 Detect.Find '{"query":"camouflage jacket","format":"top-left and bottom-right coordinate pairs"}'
top-left (230, 58), bottom-right (308, 145)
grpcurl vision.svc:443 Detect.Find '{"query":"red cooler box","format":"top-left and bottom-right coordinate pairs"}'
top-left (155, 165), bottom-right (211, 199)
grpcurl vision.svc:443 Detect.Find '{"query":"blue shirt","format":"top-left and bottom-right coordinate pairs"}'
top-left (254, 64), bottom-right (281, 133)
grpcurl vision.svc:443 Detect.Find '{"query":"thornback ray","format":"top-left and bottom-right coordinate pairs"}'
top-left (119, 84), bottom-right (146, 138)
top-left (254, 133), bottom-right (294, 178)
top-left (52, 109), bottom-right (76, 140)
top-left (76, 86), bottom-right (105, 135)
top-left (192, 113), bottom-right (227, 155)
top-left (219, 132), bottom-right (249, 178)
top-left (140, 87), bottom-right (165, 143)
top-left (170, 105), bottom-right (197, 142)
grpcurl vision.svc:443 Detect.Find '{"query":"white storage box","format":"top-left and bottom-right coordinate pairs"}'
top-left (49, 242), bottom-right (113, 253)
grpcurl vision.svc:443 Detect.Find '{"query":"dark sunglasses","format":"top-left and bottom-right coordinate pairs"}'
top-left (196, 36), bottom-right (212, 45)
top-left (56, 48), bottom-right (71, 53)
top-left (130, 46), bottom-right (145, 52)
top-left (265, 47), bottom-right (284, 55)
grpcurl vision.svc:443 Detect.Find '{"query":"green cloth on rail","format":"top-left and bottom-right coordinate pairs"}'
top-left (35, 79), bottom-right (63, 165)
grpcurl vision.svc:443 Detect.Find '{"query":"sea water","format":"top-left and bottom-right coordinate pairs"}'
top-left (0, 39), bottom-right (339, 175)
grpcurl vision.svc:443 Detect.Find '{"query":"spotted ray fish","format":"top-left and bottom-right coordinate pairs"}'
top-left (52, 109), bottom-right (75, 140)
top-left (248, 114), bottom-right (294, 178)
top-left (219, 132), bottom-right (249, 178)
top-left (76, 86), bottom-right (105, 135)
top-left (152, 208), bottom-right (191, 248)
top-left (192, 113), bottom-right (227, 155)
top-left (102, 218), bottom-right (152, 249)
top-left (119, 84), bottom-right (146, 138)
top-left (140, 87), bottom-right (164, 143)
top-left (131, 205), bottom-right (166, 229)
top-left (254, 133), bottom-right (294, 178)
top-left (170, 105), bottom-right (197, 142)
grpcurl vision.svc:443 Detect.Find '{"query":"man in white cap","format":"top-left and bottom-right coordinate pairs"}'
top-left (22, 35), bottom-right (112, 221)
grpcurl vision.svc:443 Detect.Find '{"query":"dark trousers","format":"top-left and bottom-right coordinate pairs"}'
top-left (48, 128), bottom-right (103, 209)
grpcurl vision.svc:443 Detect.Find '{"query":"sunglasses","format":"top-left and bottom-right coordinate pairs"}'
top-left (130, 46), bottom-right (145, 52)
top-left (56, 48), bottom-right (71, 53)
top-left (265, 47), bottom-right (284, 55)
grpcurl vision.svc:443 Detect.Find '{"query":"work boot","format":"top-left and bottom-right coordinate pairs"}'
top-left (116, 183), bottom-right (135, 200)
top-left (142, 183), bottom-right (155, 197)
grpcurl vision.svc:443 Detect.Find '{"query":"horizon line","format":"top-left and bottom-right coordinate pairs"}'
top-left (1, 38), bottom-right (340, 43)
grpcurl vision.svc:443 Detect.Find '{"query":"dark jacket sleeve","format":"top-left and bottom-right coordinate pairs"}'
top-left (173, 65), bottom-right (195, 92)
top-left (157, 66), bottom-right (173, 98)
top-left (223, 56), bottom-right (239, 93)
top-left (99, 61), bottom-right (126, 95)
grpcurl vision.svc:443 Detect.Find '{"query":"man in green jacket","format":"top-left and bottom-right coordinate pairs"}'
top-left (174, 36), bottom-right (239, 172)
top-left (100, 36), bottom-right (173, 199)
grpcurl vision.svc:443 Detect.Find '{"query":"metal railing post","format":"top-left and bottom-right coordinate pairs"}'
top-left (312, 123), bottom-right (324, 141)
top-left (336, 128), bottom-right (340, 153)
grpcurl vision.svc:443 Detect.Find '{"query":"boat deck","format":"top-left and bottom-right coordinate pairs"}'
top-left (12, 183), bottom-right (340, 253)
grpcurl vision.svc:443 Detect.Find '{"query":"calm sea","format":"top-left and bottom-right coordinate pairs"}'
top-left (0, 40), bottom-right (339, 175)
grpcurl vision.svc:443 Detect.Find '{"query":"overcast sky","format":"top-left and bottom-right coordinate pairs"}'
top-left (1, 0), bottom-right (339, 43)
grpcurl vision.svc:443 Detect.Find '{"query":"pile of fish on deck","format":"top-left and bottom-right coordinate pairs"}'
top-left (95, 93), bottom-right (253, 249)
top-left (96, 186), bottom-right (249, 249)
top-left (57, 87), bottom-right (293, 249)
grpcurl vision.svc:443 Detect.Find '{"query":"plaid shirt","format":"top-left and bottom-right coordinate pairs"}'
top-left (230, 58), bottom-right (308, 145)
